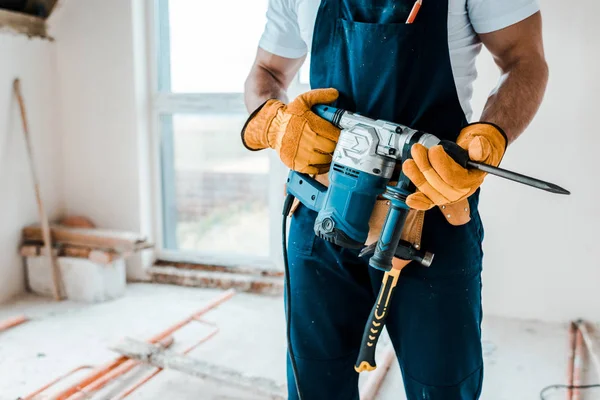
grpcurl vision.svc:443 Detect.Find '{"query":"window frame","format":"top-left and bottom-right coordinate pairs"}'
top-left (148, 0), bottom-right (300, 269)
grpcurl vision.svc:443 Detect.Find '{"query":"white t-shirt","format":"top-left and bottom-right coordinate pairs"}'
top-left (258, 0), bottom-right (540, 120)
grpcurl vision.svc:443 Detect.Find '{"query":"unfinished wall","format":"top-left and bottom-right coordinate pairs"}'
top-left (472, 0), bottom-right (600, 322)
top-left (0, 33), bottom-right (63, 303)
top-left (50, 0), bottom-right (153, 280)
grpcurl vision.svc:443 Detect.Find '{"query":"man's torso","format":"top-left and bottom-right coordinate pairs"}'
top-left (259, 0), bottom-right (540, 121)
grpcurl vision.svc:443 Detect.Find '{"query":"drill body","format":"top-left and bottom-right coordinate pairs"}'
top-left (284, 105), bottom-right (569, 374)
top-left (286, 105), bottom-right (439, 269)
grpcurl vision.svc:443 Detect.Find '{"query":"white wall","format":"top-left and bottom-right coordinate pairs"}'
top-left (50, 0), bottom-right (153, 280)
top-left (47, 0), bottom-right (599, 321)
top-left (0, 33), bottom-right (63, 303)
top-left (473, 0), bottom-right (600, 322)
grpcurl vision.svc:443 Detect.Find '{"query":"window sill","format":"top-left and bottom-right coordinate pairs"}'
top-left (154, 259), bottom-right (283, 278)
top-left (149, 262), bottom-right (283, 296)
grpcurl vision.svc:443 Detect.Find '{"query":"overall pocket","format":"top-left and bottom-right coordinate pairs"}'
top-left (288, 203), bottom-right (318, 256)
top-left (330, 18), bottom-right (424, 122)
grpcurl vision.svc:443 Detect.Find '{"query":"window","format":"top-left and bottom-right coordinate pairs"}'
top-left (152, 0), bottom-right (293, 268)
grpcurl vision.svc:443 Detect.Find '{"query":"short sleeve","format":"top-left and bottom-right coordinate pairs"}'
top-left (468, 0), bottom-right (540, 34)
top-left (258, 0), bottom-right (308, 59)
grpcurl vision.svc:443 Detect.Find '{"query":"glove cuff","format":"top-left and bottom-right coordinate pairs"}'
top-left (457, 122), bottom-right (507, 167)
top-left (241, 99), bottom-right (284, 151)
top-left (462, 122), bottom-right (508, 149)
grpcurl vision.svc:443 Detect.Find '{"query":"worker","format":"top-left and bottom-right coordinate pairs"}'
top-left (241, 0), bottom-right (548, 399)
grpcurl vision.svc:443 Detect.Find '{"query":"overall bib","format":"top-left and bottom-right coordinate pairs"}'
top-left (286, 1), bottom-right (485, 398)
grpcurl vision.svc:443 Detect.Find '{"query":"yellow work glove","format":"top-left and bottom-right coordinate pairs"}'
top-left (402, 123), bottom-right (507, 211)
top-left (241, 88), bottom-right (341, 175)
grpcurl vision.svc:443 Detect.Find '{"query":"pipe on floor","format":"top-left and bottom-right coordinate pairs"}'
top-left (22, 366), bottom-right (93, 400)
top-left (24, 289), bottom-right (235, 400)
top-left (65, 336), bottom-right (174, 400)
top-left (567, 322), bottom-right (577, 400)
top-left (572, 326), bottom-right (586, 400)
top-left (111, 325), bottom-right (220, 399)
top-left (0, 315), bottom-right (29, 333)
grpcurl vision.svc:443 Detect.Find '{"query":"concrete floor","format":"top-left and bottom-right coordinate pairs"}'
top-left (0, 284), bottom-right (592, 400)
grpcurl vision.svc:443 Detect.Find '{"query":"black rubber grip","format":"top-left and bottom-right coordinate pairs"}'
top-left (440, 140), bottom-right (470, 168)
top-left (369, 205), bottom-right (408, 272)
top-left (355, 269), bottom-right (401, 372)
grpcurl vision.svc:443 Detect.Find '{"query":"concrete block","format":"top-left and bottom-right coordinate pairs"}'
top-left (25, 256), bottom-right (126, 303)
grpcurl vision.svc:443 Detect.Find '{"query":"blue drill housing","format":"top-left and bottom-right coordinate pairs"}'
top-left (287, 164), bottom-right (388, 249)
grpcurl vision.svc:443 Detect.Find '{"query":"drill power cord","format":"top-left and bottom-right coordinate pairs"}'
top-left (539, 384), bottom-right (600, 399)
top-left (282, 193), bottom-right (304, 400)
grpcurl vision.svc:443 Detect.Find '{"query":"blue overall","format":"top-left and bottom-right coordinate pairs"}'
top-left (286, 1), bottom-right (485, 399)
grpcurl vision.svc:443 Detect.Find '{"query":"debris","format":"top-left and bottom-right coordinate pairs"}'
top-left (29, 289), bottom-right (236, 400)
top-left (21, 244), bottom-right (126, 264)
top-left (65, 336), bottom-right (175, 400)
top-left (112, 326), bottom-right (219, 399)
top-left (111, 338), bottom-right (285, 400)
top-left (22, 224), bottom-right (152, 253)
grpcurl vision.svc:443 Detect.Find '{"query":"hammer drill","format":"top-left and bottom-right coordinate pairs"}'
top-left (287, 105), bottom-right (569, 271)
top-left (282, 104), bottom-right (570, 382)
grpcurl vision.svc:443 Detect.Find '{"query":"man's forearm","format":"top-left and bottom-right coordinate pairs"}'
top-left (480, 57), bottom-right (549, 144)
top-left (244, 64), bottom-right (289, 113)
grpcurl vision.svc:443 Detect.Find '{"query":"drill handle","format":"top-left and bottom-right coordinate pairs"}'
top-left (439, 140), bottom-right (470, 168)
top-left (285, 171), bottom-right (327, 212)
top-left (368, 182), bottom-right (411, 272)
top-left (355, 268), bottom-right (401, 372)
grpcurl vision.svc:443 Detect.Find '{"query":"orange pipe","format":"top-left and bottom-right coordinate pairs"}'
top-left (360, 347), bottom-right (396, 400)
top-left (112, 366), bottom-right (161, 400)
top-left (66, 337), bottom-right (174, 400)
top-left (66, 360), bottom-right (138, 399)
top-left (147, 289), bottom-right (234, 343)
top-left (51, 289), bottom-right (235, 400)
top-left (52, 358), bottom-right (128, 400)
top-left (0, 315), bottom-right (29, 332)
top-left (112, 327), bottom-right (220, 399)
top-left (572, 327), bottom-right (585, 400)
top-left (22, 366), bottom-right (93, 400)
top-left (567, 322), bottom-right (576, 400)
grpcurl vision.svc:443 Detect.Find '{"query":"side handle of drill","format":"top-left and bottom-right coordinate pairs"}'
top-left (355, 178), bottom-right (430, 372)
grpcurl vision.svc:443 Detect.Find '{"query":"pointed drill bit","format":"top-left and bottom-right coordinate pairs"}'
top-left (467, 161), bottom-right (571, 195)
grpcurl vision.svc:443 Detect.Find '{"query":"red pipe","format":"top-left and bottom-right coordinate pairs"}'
top-left (65, 336), bottom-right (174, 400)
top-left (22, 366), bottom-right (93, 400)
top-left (24, 289), bottom-right (235, 400)
top-left (0, 315), bottom-right (29, 333)
top-left (567, 322), bottom-right (576, 400)
top-left (572, 327), bottom-right (585, 400)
